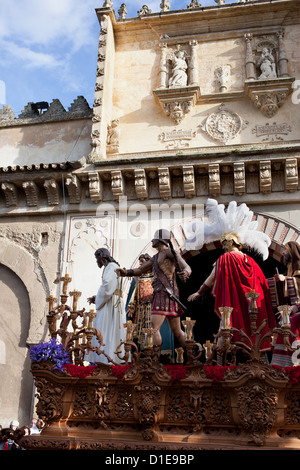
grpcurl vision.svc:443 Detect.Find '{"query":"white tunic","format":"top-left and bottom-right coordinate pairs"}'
top-left (85, 262), bottom-right (126, 364)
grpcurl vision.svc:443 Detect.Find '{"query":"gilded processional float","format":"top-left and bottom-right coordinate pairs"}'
top-left (21, 200), bottom-right (300, 451)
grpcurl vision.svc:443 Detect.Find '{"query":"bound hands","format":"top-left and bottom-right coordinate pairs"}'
top-left (87, 295), bottom-right (96, 305)
top-left (177, 270), bottom-right (190, 282)
top-left (115, 267), bottom-right (137, 277)
top-left (274, 273), bottom-right (286, 282)
top-left (126, 304), bottom-right (135, 318)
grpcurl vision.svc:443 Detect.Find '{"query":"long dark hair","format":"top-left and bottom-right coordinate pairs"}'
top-left (94, 248), bottom-right (120, 266)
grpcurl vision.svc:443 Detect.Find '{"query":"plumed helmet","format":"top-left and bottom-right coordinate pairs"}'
top-left (185, 198), bottom-right (271, 260)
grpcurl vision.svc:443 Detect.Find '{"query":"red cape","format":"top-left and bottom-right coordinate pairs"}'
top-left (212, 251), bottom-right (276, 351)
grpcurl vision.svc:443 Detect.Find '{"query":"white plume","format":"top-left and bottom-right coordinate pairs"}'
top-left (185, 199), bottom-right (270, 260)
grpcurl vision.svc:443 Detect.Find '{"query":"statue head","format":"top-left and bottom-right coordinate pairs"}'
top-left (94, 247), bottom-right (119, 267)
top-left (152, 229), bottom-right (171, 248)
top-left (220, 233), bottom-right (242, 252)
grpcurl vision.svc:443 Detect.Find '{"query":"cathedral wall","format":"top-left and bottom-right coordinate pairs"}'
top-left (0, 218), bottom-right (64, 428)
top-left (110, 22), bottom-right (300, 157)
top-left (0, 216), bottom-right (65, 343)
top-left (0, 118), bottom-right (92, 167)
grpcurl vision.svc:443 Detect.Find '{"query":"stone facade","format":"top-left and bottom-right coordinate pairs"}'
top-left (0, 0), bottom-right (299, 428)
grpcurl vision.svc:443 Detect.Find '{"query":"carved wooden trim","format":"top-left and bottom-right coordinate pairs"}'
top-left (22, 357), bottom-right (300, 450)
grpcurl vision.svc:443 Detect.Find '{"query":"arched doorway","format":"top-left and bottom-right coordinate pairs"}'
top-left (0, 264), bottom-right (32, 428)
top-left (0, 238), bottom-right (48, 428)
top-left (129, 210), bottom-right (300, 348)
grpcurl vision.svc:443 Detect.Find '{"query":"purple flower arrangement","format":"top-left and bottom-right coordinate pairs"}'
top-left (29, 338), bottom-right (71, 372)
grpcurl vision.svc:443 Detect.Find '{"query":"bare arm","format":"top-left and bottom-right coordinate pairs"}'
top-left (188, 266), bottom-right (216, 302)
top-left (176, 251), bottom-right (192, 277)
top-left (116, 259), bottom-right (153, 278)
top-left (167, 248), bottom-right (192, 281)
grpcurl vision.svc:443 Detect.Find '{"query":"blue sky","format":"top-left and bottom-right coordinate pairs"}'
top-left (0, 0), bottom-right (240, 117)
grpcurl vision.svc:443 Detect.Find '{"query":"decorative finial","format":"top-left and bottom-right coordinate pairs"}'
top-left (103, 0), bottom-right (113, 8)
top-left (187, 0), bottom-right (201, 8)
top-left (160, 0), bottom-right (170, 12)
top-left (138, 5), bottom-right (152, 17)
top-left (118, 3), bottom-right (127, 19)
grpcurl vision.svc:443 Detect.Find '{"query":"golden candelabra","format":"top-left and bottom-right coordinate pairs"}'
top-left (182, 317), bottom-right (203, 364)
top-left (46, 274), bottom-right (119, 365)
top-left (175, 347), bottom-right (184, 364)
top-left (114, 321), bottom-right (140, 364)
top-left (45, 277), bottom-right (300, 368)
top-left (182, 317), bottom-right (196, 341)
top-left (277, 305), bottom-right (294, 351)
top-left (246, 289), bottom-right (260, 334)
top-left (214, 307), bottom-right (234, 365)
top-left (204, 340), bottom-right (213, 361)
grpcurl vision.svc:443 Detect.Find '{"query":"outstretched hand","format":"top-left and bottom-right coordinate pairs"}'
top-left (115, 268), bottom-right (127, 277)
top-left (188, 292), bottom-right (200, 302)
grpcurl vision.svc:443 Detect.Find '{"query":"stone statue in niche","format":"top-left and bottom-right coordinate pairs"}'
top-left (256, 47), bottom-right (277, 80)
top-left (107, 119), bottom-right (120, 153)
top-left (168, 50), bottom-right (188, 88)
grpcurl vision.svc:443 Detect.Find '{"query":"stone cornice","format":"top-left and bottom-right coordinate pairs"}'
top-left (92, 142), bottom-right (300, 167)
top-left (0, 158), bottom-right (86, 175)
top-left (0, 148), bottom-right (299, 215)
top-left (96, 0), bottom-right (300, 41)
